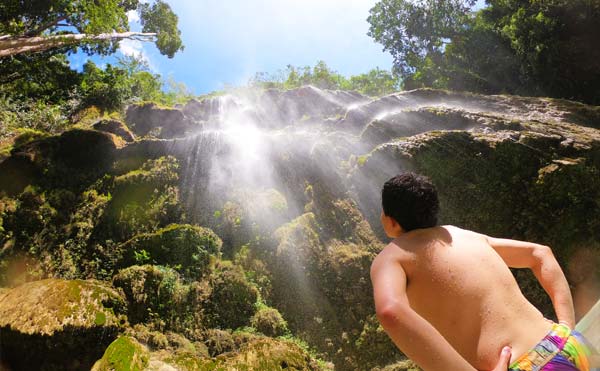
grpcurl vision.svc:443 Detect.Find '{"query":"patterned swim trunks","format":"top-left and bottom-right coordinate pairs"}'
top-left (509, 322), bottom-right (599, 371)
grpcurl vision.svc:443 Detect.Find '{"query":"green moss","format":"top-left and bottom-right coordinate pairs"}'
top-left (113, 265), bottom-right (188, 326)
top-left (0, 279), bottom-right (126, 335)
top-left (205, 261), bottom-right (259, 330)
top-left (357, 155), bottom-right (369, 167)
top-left (119, 224), bottom-right (222, 280)
top-left (95, 311), bottom-right (107, 326)
top-left (200, 338), bottom-right (326, 371)
top-left (251, 307), bottom-right (289, 337)
top-left (93, 336), bottom-right (149, 371)
top-left (13, 128), bottom-right (50, 148)
top-left (99, 156), bottom-right (182, 242)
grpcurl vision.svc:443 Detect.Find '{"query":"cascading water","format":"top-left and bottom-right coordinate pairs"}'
top-left (123, 86), bottom-right (600, 368)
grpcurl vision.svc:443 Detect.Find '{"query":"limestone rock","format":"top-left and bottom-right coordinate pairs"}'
top-left (0, 278), bottom-right (127, 370)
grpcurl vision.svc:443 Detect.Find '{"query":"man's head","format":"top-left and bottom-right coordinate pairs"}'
top-left (381, 172), bottom-right (439, 238)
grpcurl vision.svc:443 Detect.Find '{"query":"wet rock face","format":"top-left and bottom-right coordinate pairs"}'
top-left (0, 279), bottom-right (127, 371)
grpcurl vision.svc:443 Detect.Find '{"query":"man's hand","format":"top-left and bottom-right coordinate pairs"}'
top-left (488, 346), bottom-right (511, 371)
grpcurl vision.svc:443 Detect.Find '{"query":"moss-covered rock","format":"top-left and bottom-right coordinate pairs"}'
top-left (355, 315), bottom-right (404, 369)
top-left (125, 102), bottom-right (192, 138)
top-left (93, 119), bottom-right (136, 142)
top-left (118, 224), bottom-right (222, 280)
top-left (112, 265), bottom-right (200, 329)
top-left (0, 129), bottom-right (119, 194)
top-left (92, 336), bottom-right (150, 371)
top-left (203, 328), bottom-right (237, 357)
top-left (205, 261), bottom-right (259, 330)
top-left (199, 337), bottom-right (327, 371)
top-left (251, 306), bottom-right (289, 337)
top-left (0, 278), bottom-right (127, 370)
top-left (96, 156), bottom-right (182, 242)
top-left (220, 337), bottom-right (327, 371)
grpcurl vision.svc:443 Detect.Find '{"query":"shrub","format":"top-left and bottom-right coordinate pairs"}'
top-left (119, 224), bottom-right (222, 280)
top-left (99, 156), bottom-right (182, 242)
top-left (205, 262), bottom-right (259, 330)
top-left (251, 307), bottom-right (289, 337)
top-left (112, 265), bottom-right (187, 326)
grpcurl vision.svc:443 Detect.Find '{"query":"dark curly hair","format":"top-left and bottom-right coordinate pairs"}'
top-left (381, 173), bottom-right (439, 232)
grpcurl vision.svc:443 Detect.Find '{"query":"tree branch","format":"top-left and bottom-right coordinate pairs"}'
top-left (0, 32), bottom-right (157, 58)
top-left (24, 16), bottom-right (69, 37)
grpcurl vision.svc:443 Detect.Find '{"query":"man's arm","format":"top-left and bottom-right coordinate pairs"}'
top-left (371, 249), bottom-right (478, 371)
top-left (485, 236), bottom-right (576, 328)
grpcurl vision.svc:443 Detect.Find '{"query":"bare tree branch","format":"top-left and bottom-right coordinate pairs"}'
top-left (0, 32), bottom-right (157, 58)
top-left (24, 16), bottom-right (69, 37)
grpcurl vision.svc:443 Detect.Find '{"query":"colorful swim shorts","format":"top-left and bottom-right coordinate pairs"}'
top-left (509, 322), bottom-right (599, 371)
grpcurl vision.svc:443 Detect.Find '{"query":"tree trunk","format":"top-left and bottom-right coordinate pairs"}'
top-left (0, 32), bottom-right (157, 58)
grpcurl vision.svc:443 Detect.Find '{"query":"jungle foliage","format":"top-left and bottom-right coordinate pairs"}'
top-left (250, 61), bottom-right (402, 97)
top-left (368, 0), bottom-right (600, 104)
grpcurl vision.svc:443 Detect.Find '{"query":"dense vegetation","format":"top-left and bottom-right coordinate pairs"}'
top-left (368, 0), bottom-right (600, 104)
top-left (250, 61), bottom-right (401, 97)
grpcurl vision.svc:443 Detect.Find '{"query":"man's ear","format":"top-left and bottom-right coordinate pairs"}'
top-left (391, 218), bottom-right (405, 235)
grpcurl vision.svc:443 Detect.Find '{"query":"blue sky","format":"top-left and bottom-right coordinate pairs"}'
top-left (69, 0), bottom-right (486, 95)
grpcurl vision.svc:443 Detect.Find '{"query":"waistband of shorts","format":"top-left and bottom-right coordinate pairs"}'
top-left (509, 322), bottom-right (571, 369)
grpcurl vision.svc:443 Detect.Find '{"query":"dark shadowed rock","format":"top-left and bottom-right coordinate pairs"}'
top-left (125, 102), bottom-right (192, 138)
top-left (0, 129), bottom-right (118, 193)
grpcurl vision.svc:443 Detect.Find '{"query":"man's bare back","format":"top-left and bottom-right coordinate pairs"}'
top-left (376, 225), bottom-right (552, 370)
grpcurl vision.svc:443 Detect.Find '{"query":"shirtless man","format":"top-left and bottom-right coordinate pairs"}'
top-left (371, 173), bottom-right (597, 371)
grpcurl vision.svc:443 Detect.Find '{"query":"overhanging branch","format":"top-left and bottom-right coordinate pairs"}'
top-left (0, 32), bottom-right (157, 58)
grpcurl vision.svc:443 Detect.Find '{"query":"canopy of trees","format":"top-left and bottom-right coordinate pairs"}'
top-left (0, 0), bottom-right (183, 58)
top-left (250, 61), bottom-right (401, 97)
top-left (368, 0), bottom-right (600, 104)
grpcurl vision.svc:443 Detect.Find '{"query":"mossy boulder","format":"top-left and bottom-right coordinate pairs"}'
top-left (251, 307), bottom-right (289, 337)
top-left (0, 129), bottom-right (119, 194)
top-left (125, 102), bottom-right (191, 138)
top-left (92, 336), bottom-right (150, 371)
top-left (199, 337), bottom-right (327, 371)
top-left (93, 119), bottom-right (136, 142)
top-left (97, 156), bottom-right (182, 242)
top-left (112, 265), bottom-right (202, 330)
top-left (205, 262), bottom-right (259, 329)
top-left (0, 278), bottom-right (127, 370)
top-left (219, 337), bottom-right (327, 371)
top-left (268, 212), bottom-right (379, 369)
top-left (119, 224), bottom-right (222, 280)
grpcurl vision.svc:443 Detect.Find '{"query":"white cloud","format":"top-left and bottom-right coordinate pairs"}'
top-left (119, 39), bottom-right (144, 58)
top-left (119, 39), bottom-right (159, 71)
top-left (127, 10), bottom-right (140, 24)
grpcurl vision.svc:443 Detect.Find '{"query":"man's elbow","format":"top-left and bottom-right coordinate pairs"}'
top-left (531, 244), bottom-right (554, 270)
top-left (376, 301), bottom-right (410, 327)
